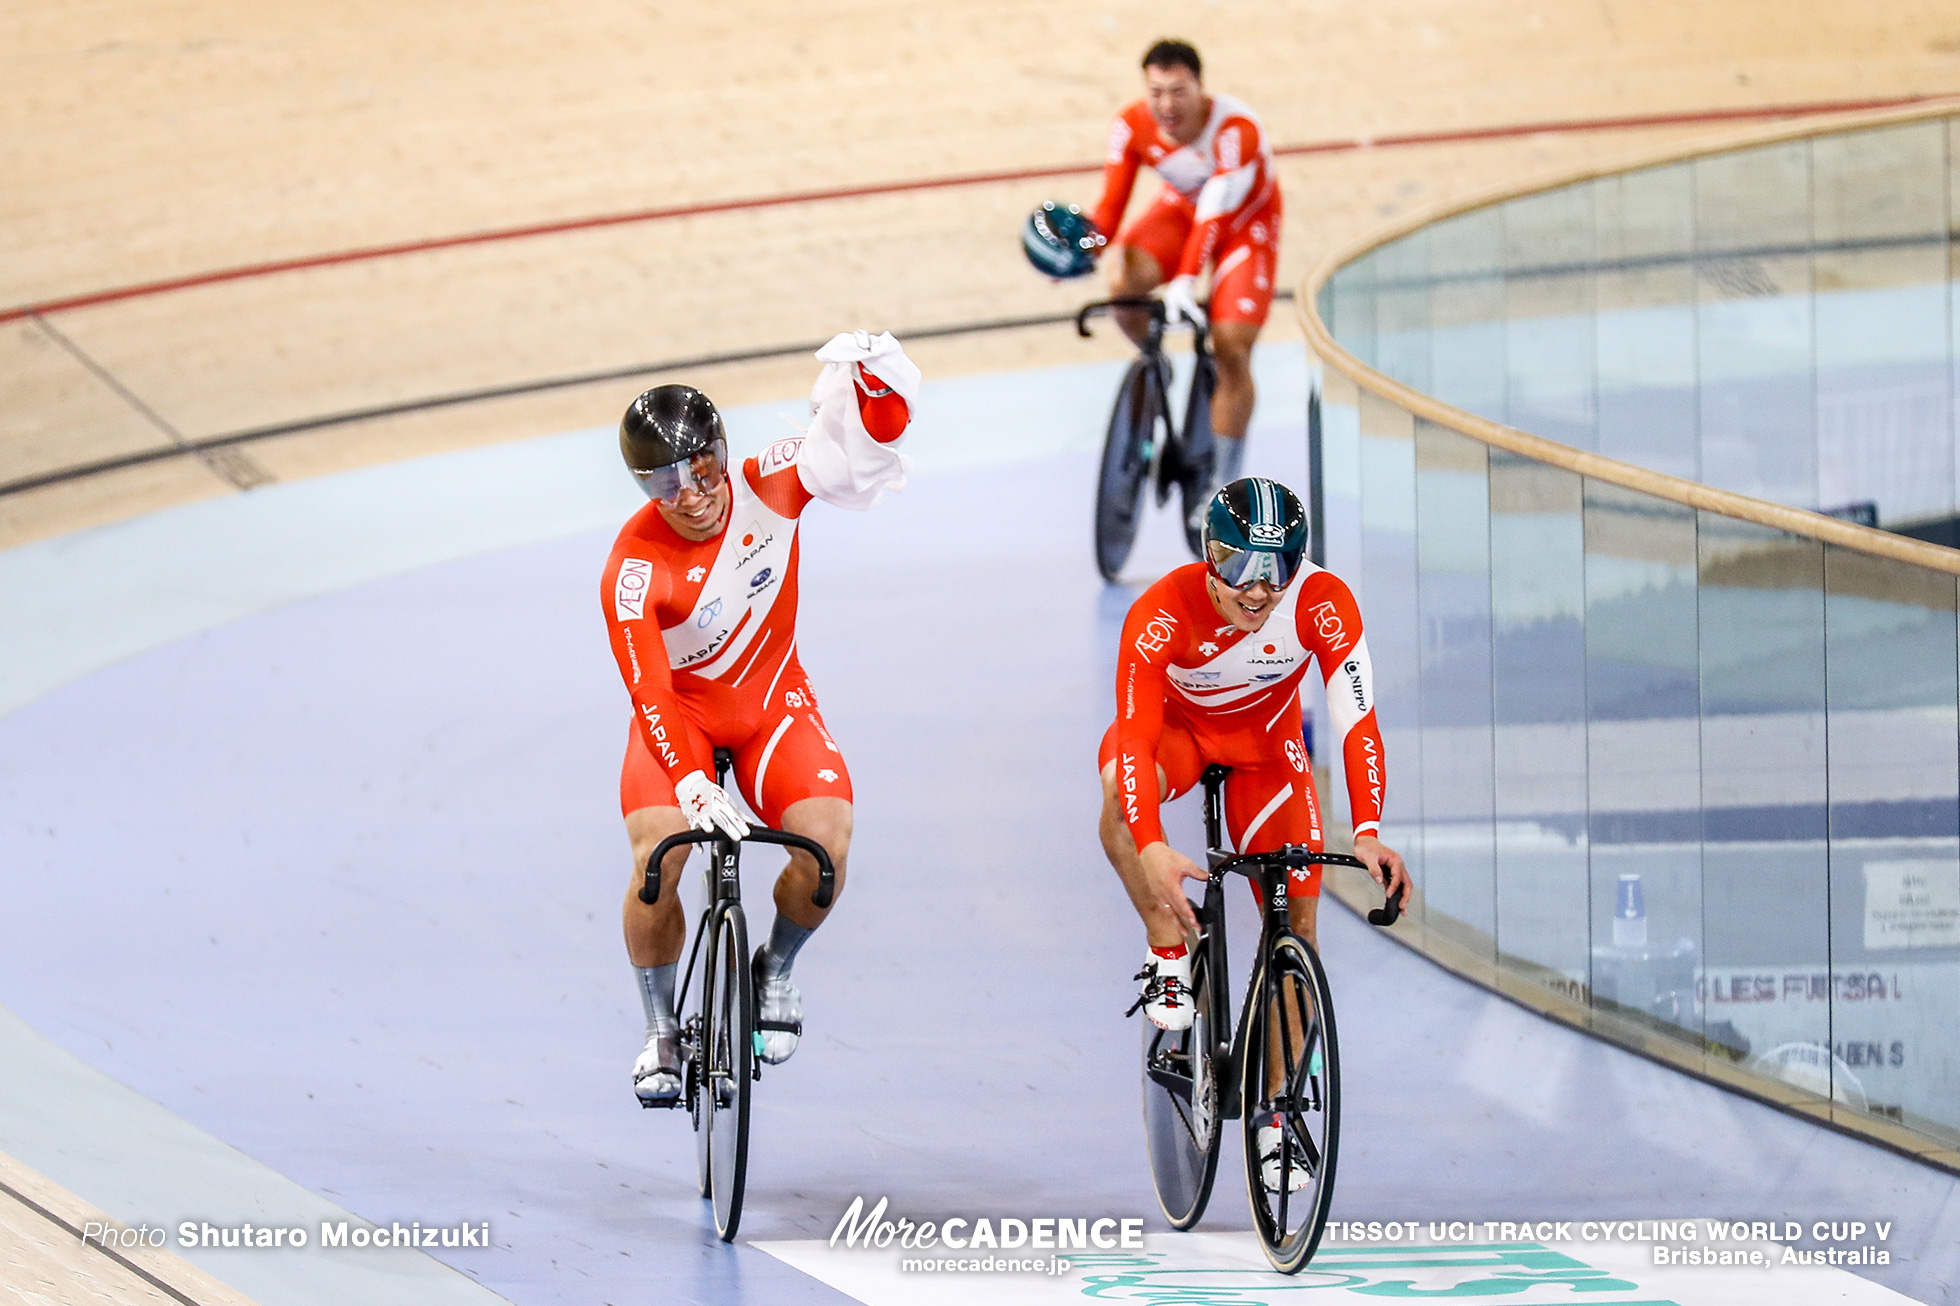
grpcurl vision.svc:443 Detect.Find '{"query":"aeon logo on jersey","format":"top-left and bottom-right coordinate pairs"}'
top-left (735, 532), bottom-right (775, 570)
top-left (758, 437), bottom-right (802, 476)
top-left (614, 559), bottom-right (652, 621)
top-left (1309, 601), bottom-right (1352, 654)
top-left (696, 597), bottom-right (724, 629)
top-left (1133, 609), bottom-right (1178, 662)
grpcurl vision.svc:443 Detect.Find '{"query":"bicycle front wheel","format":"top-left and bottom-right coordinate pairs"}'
top-left (1095, 357), bottom-right (1161, 581)
top-left (1140, 927), bottom-right (1220, 1228)
top-left (704, 905), bottom-right (753, 1241)
top-left (1242, 932), bottom-right (1339, 1273)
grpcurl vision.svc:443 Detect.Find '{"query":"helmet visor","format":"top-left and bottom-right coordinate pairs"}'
top-left (1207, 538), bottom-right (1302, 591)
top-left (631, 440), bottom-right (728, 504)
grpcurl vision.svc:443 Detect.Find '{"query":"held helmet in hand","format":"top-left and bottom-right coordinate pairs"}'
top-left (1021, 201), bottom-right (1103, 279)
top-left (620, 384), bottom-right (730, 503)
top-left (1202, 477), bottom-right (1309, 590)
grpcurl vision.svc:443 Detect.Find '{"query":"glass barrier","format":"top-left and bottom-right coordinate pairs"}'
top-left (1325, 115), bottom-right (1960, 537)
top-left (1311, 110), bottom-right (1960, 1165)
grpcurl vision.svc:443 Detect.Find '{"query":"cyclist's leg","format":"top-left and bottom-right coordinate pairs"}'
top-left (727, 669), bottom-right (854, 1064)
top-left (1205, 204), bottom-right (1281, 487)
top-left (728, 666), bottom-right (855, 931)
top-left (1107, 188), bottom-right (1191, 345)
top-left (1220, 746), bottom-right (1324, 946)
top-left (621, 719), bottom-right (714, 968)
top-left (1097, 721), bottom-right (1203, 948)
top-left (621, 717), bottom-right (713, 1098)
top-left (1220, 733), bottom-right (1325, 1102)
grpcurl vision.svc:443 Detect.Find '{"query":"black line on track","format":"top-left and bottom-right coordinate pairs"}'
top-left (0, 1175), bottom-right (207, 1306)
top-left (29, 314), bottom-right (272, 493)
top-left (3, 297), bottom-right (1289, 500)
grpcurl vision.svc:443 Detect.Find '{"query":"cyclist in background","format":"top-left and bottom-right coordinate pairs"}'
top-left (601, 332), bottom-right (917, 1103)
top-left (1091, 39), bottom-right (1282, 515)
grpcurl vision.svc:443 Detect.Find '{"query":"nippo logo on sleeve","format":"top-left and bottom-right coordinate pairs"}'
top-left (614, 558), bottom-right (652, 621)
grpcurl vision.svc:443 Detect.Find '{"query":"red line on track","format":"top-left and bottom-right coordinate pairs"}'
top-left (3, 93), bottom-right (1946, 326)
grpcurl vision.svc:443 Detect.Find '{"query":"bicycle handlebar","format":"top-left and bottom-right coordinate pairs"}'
top-left (638, 827), bottom-right (837, 910)
top-left (1074, 296), bottom-right (1208, 345)
top-left (1211, 847), bottom-right (1403, 927)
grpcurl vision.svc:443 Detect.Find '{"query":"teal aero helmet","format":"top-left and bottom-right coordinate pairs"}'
top-left (1021, 201), bottom-right (1103, 279)
top-left (1202, 477), bottom-right (1310, 590)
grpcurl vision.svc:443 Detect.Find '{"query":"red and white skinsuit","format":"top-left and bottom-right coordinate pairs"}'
top-left (1099, 562), bottom-right (1386, 897)
top-left (1091, 92), bottom-right (1282, 326)
top-left (602, 334), bottom-right (917, 827)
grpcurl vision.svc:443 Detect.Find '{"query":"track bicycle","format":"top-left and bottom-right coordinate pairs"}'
top-left (1077, 297), bottom-right (1217, 581)
top-left (636, 747), bottom-right (836, 1242)
top-left (1137, 764), bottom-right (1403, 1272)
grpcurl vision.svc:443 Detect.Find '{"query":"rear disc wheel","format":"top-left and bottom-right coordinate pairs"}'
top-left (1141, 932), bottom-right (1220, 1228)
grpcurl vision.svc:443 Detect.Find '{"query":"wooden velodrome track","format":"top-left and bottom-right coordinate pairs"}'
top-left (4, 3), bottom-right (1960, 1301)
top-left (7, 0), bottom-right (1960, 552)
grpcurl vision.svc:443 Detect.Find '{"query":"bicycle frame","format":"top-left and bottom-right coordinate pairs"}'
top-left (1081, 294), bottom-right (1215, 494)
top-left (633, 753), bottom-right (837, 1109)
top-left (1192, 764), bottom-right (1385, 1123)
top-left (1076, 297), bottom-right (1215, 459)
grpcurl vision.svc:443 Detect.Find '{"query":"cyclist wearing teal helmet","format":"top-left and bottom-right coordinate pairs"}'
top-left (1201, 474), bottom-right (1310, 594)
top-left (1098, 475), bottom-right (1408, 1192)
top-left (1097, 477), bottom-right (1408, 1021)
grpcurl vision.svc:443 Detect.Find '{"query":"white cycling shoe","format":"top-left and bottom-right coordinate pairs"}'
top-left (753, 953), bottom-right (802, 1065)
top-left (632, 1030), bottom-right (681, 1104)
top-left (1256, 1121), bottom-right (1312, 1192)
top-left (1131, 953), bottom-right (1194, 1032)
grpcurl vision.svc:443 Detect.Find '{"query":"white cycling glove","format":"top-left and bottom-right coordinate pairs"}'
top-left (1161, 275), bottom-right (1206, 329)
top-left (674, 770), bottom-right (751, 841)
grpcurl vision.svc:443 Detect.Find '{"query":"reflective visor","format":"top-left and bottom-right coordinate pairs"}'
top-left (1207, 538), bottom-right (1303, 591)
top-left (630, 440), bottom-right (728, 504)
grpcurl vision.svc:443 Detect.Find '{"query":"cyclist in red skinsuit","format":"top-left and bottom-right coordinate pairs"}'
top-left (1097, 478), bottom-right (1409, 1030)
top-left (603, 330), bottom-right (917, 1103)
top-left (1090, 39), bottom-right (1282, 503)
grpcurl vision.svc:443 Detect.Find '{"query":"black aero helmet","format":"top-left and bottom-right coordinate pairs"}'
top-left (620, 384), bottom-right (729, 502)
top-left (1202, 477), bottom-right (1309, 590)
